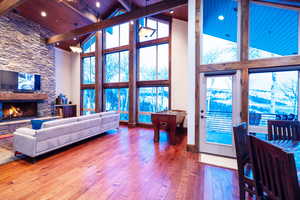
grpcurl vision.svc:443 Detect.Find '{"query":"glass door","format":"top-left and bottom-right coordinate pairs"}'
top-left (199, 72), bottom-right (241, 158)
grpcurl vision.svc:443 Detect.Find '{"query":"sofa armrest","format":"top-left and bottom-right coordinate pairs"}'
top-left (15, 127), bottom-right (37, 136)
top-left (13, 132), bottom-right (36, 157)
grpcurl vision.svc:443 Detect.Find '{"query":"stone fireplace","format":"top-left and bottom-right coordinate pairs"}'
top-left (0, 102), bottom-right (38, 121)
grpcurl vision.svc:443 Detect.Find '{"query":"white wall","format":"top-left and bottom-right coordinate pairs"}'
top-left (70, 53), bottom-right (81, 116)
top-left (55, 48), bottom-right (72, 99)
top-left (171, 19), bottom-right (188, 127)
top-left (187, 0), bottom-right (197, 145)
top-left (55, 48), bottom-right (81, 116)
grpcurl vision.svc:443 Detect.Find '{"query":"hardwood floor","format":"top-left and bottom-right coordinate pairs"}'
top-left (0, 126), bottom-right (239, 200)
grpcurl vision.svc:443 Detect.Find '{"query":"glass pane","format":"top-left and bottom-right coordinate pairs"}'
top-left (105, 53), bottom-right (119, 83)
top-left (139, 87), bottom-right (157, 113)
top-left (83, 89), bottom-right (96, 115)
top-left (157, 44), bottom-right (169, 80)
top-left (138, 87), bottom-right (169, 123)
top-left (120, 23), bottom-right (129, 46)
top-left (139, 46), bottom-right (157, 81)
top-left (120, 88), bottom-right (129, 112)
top-left (157, 87), bottom-right (169, 112)
top-left (158, 21), bottom-right (169, 38)
top-left (105, 25), bottom-right (119, 49)
top-left (249, 71), bottom-right (298, 126)
top-left (206, 76), bottom-right (233, 145)
top-left (120, 51), bottom-right (129, 82)
top-left (202, 0), bottom-right (238, 64)
top-left (82, 57), bottom-right (95, 84)
top-left (105, 88), bottom-right (119, 111)
top-left (139, 18), bottom-right (157, 42)
top-left (249, 3), bottom-right (298, 59)
top-left (82, 35), bottom-right (96, 53)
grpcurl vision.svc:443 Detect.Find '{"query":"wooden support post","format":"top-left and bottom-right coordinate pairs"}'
top-left (128, 21), bottom-right (137, 128)
top-left (95, 31), bottom-right (103, 112)
top-left (239, 0), bottom-right (250, 123)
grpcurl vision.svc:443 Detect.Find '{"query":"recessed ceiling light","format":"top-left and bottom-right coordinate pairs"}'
top-left (41, 11), bottom-right (47, 17)
top-left (130, 20), bottom-right (134, 25)
top-left (73, 37), bottom-right (77, 40)
top-left (170, 10), bottom-right (174, 14)
top-left (56, 42), bottom-right (60, 46)
top-left (96, 2), bottom-right (101, 8)
top-left (218, 15), bottom-right (225, 21)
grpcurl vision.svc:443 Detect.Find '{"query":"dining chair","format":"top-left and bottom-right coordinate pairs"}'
top-left (248, 135), bottom-right (300, 200)
top-left (233, 123), bottom-right (256, 200)
top-left (267, 120), bottom-right (300, 141)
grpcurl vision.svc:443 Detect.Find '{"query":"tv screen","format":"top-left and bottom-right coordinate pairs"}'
top-left (18, 72), bottom-right (35, 90)
top-left (0, 70), bottom-right (18, 90)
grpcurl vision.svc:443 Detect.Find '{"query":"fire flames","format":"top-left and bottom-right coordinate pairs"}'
top-left (7, 106), bottom-right (23, 118)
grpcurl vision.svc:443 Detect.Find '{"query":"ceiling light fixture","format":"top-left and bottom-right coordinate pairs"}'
top-left (170, 10), bottom-right (174, 14)
top-left (130, 20), bottom-right (134, 25)
top-left (96, 2), bottom-right (101, 8)
top-left (41, 11), bottom-right (47, 17)
top-left (73, 37), bottom-right (77, 40)
top-left (70, 46), bottom-right (82, 53)
top-left (56, 42), bottom-right (60, 46)
top-left (138, 0), bottom-right (156, 38)
top-left (218, 15), bottom-right (225, 21)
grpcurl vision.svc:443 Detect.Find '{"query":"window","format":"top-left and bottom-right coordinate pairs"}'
top-left (82, 89), bottom-right (96, 115)
top-left (249, 71), bottom-right (299, 127)
top-left (138, 87), bottom-right (169, 123)
top-left (105, 51), bottom-right (129, 83)
top-left (139, 43), bottom-right (169, 81)
top-left (82, 57), bottom-right (95, 84)
top-left (105, 23), bottom-right (129, 49)
top-left (105, 88), bottom-right (129, 121)
top-left (202, 0), bottom-right (238, 64)
top-left (249, 3), bottom-right (299, 59)
top-left (82, 35), bottom-right (96, 53)
top-left (138, 18), bottom-right (169, 42)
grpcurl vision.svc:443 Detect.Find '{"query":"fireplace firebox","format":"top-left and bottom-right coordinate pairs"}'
top-left (0, 102), bottom-right (38, 121)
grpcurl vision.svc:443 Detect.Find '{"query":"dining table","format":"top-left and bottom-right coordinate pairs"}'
top-left (251, 132), bottom-right (300, 181)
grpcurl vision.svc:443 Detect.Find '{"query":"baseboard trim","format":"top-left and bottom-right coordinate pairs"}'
top-left (128, 122), bottom-right (136, 128)
top-left (186, 144), bottom-right (198, 153)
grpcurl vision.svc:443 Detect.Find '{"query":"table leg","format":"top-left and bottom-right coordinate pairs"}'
top-left (154, 125), bottom-right (160, 142)
top-left (169, 127), bottom-right (176, 145)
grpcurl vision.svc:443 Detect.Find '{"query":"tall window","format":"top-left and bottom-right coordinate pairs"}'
top-left (139, 44), bottom-right (169, 81)
top-left (137, 18), bottom-right (170, 123)
top-left (105, 88), bottom-right (129, 120)
top-left (105, 51), bottom-right (129, 83)
top-left (81, 35), bottom-right (96, 115)
top-left (103, 22), bottom-right (130, 121)
top-left (202, 0), bottom-right (238, 64)
top-left (249, 2), bottom-right (299, 59)
top-left (249, 70), bottom-right (299, 127)
top-left (138, 87), bottom-right (169, 123)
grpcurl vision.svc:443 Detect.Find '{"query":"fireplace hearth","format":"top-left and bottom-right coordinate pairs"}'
top-left (0, 102), bottom-right (38, 121)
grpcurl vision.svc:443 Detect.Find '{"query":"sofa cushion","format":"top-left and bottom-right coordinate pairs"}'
top-left (15, 127), bottom-right (37, 136)
top-left (42, 117), bottom-right (78, 129)
top-left (76, 113), bottom-right (101, 121)
top-left (99, 111), bottom-right (117, 117)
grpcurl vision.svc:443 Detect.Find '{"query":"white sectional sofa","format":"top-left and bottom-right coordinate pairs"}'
top-left (13, 111), bottom-right (120, 158)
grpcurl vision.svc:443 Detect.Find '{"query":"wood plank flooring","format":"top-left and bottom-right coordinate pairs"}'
top-left (0, 126), bottom-right (239, 200)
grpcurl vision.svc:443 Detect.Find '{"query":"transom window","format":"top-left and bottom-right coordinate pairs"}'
top-left (82, 35), bottom-right (96, 53)
top-left (105, 51), bottom-right (129, 83)
top-left (105, 23), bottom-right (129, 49)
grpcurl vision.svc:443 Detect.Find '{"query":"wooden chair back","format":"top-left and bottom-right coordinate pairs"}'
top-left (233, 123), bottom-right (249, 167)
top-left (249, 135), bottom-right (300, 200)
top-left (267, 120), bottom-right (300, 141)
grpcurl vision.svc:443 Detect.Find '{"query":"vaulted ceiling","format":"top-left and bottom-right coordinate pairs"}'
top-left (4, 0), bottom-right (187, 51)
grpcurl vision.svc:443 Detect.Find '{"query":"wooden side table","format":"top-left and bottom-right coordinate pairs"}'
top-left (55, 105), bottom-right (77, 118)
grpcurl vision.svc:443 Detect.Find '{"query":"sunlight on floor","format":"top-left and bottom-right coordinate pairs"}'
top-left (199, 153), bottom-right (238, 170)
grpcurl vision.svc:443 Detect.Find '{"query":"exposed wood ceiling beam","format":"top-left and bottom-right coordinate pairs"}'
top-left (0, 0), bottom-right (27, 16)
top-left (252, 0), bottom-right (300, 11)
top-left (57, 0), bottom-right (98, 23)
top-left (118, 0), bottom-right (132, 11)
top-left (47, 0), bottom-right (187, 44)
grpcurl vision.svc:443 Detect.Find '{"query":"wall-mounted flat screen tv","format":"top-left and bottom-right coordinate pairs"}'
top-left (0, 70), bottom-right (41, 91)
